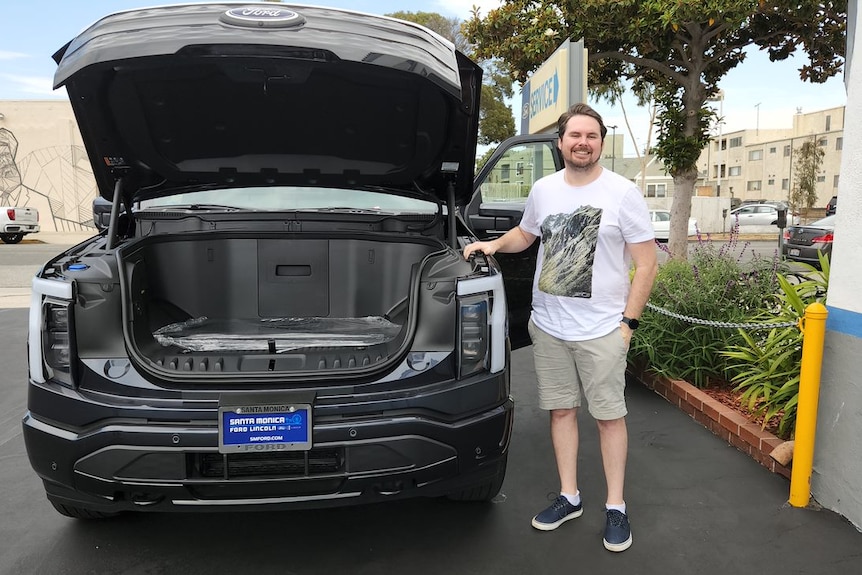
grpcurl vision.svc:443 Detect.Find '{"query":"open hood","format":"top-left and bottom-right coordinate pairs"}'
top-left (53, 3), bottom-right (482, 205)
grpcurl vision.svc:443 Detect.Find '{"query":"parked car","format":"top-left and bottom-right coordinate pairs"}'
top-left (782, 215), bottom-right (836, 267)
top-left (826, 195), bottom-right (837, 216)
top-left (730, 203), bottom-right (784, 226)
top-left (1, 205), bottom-right (39, 244)
top-left (25, 3), bottom-right (554, 519)
top-left (648, 209), bottom-right (697, 241)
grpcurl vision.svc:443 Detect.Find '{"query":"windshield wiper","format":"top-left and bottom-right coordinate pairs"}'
top-left (147, 204), bottom-right (244, 211)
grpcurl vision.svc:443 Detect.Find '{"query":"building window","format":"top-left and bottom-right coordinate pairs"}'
top-left (746, 180), bottom-right (762, 191)
top-left (781, 178), bottom-right (789, 190)
top-left (646, 184), bottom-right (667, 198)
top-left (748, 149), bottom-right (763, 161)
top-left (500, 164), bottom-right (510, 181)
top-left (836, 137), bottom-right (843, 150)
top-left (729, 137), bottom-right (742, 148)
top-left (767, 178), bottom-right (775, 186)
top-left (769, 147), bottom-right (777, 154)
top-left (834, 175), bottom-right (840, 188)
top-left (784, 145), bottom-right (791, 157)
top-left (728, 166), bottom-right (741, 177)
top-left (516, 162), bottom-right (524, 175)
top-left (817, 175), bottom-right (826, 183)
top-left (826, 115), bottom-right (831, 131)
top-left (818, 138), bottom-right (828, 147)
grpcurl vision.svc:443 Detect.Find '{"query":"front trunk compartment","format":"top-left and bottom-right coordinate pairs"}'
top-left (117, 232), bottom-right (456, 378)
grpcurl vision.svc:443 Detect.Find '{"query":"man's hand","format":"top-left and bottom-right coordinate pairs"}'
top-left (462, 227), bottom-right (537, 260)
top-left (463, 240), bottom-right (499, 260)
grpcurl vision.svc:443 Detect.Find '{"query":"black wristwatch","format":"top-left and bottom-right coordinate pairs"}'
top-left (621, 316), bottom-right (640, 330)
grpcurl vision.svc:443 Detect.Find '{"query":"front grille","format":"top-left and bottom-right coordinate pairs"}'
top-left (194, 449), bottom-right (343, 479)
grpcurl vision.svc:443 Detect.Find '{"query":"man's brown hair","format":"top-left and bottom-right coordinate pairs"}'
top-left (557, 103), bottom-right (607, 140)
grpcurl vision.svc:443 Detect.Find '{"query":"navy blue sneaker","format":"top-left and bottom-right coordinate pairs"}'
top-left (603, 509), bottom-right (633, 552)
top-left (531, 495), bottom-right (583, 531)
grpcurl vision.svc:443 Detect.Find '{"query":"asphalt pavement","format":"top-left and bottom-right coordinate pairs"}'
top-left (0, 230), bottom-right (859, 574)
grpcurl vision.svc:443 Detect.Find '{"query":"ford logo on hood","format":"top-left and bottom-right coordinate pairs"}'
top-left (220, 6), bottom-right (306, 28)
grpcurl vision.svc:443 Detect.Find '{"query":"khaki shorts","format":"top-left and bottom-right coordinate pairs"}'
top-left (528, 318), bottom-right (628, 420)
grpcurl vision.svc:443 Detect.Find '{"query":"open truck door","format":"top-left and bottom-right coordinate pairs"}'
top-left (469, 134), bottom-right (563, 349)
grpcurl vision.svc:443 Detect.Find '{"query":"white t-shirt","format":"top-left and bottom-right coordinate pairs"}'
top-left (519, 168), bottom-right (654, 341)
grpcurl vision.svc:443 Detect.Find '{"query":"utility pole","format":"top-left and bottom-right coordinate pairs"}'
top-left (608, 125), bottom-right (618, 172)
top-left (755, 102), bottom-right (761, 134)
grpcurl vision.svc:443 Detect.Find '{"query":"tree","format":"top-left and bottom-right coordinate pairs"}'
top-left (790, 137), bottom-right (826, 212)
top-left (594, 81), bottom-right (658, 194)
top-left (388, 11), bottom-right (516, 153)
top-left (466, 0), bottom-right (846, 259)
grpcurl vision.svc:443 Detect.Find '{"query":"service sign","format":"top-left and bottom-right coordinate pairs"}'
top-left (218, 403), bottom-right (312, 453)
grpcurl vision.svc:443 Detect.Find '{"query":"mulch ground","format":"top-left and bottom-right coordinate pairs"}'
top-left (701, 381), bottom-right (784, 437)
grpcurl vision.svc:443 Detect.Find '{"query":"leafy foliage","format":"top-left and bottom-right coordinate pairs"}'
top-left (479, 70), bottom-right (516, 145)
top-left (721, 254), bottom-right (830, 438)
top-left (630, 229), bottom-right (785, 387)
top-left (790, 137), bottom-right (827, 211)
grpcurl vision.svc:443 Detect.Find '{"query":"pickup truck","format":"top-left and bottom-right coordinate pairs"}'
top-left (1, 206), bottom-right (40, 244)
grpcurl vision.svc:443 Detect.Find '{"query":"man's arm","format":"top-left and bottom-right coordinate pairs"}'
top-left (620, 239), bottom-right (658, 339)
top-left (462, 226), bottom-right (537, 259)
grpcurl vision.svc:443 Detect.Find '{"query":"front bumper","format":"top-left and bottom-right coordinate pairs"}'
top-left (23, 377), bottom-right (513, 513)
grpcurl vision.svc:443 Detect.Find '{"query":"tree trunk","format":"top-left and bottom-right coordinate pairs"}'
top-left (668, 167), bottom-right (699, 260)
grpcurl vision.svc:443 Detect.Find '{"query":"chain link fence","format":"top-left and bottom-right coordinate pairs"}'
top-left (645, 302), bottom-right (799, 330)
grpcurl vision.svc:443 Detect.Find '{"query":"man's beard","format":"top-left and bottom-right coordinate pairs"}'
top-left (563, 152), bottom-right (599, 173)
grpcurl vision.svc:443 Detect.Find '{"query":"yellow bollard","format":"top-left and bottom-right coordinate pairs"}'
top-left (789, 302), bottom-right (829, 507)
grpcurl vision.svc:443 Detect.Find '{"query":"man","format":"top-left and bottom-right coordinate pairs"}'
top-left (463, 103), bottom-right (657, 552)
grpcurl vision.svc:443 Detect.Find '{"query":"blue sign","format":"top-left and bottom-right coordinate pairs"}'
top-left (219, 404), bottom-right (311, 452)
top-left (530, 70), bottom-right (559, 119)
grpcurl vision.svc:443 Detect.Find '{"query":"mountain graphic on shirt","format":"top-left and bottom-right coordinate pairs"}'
top-left (538, 206), bottom-right (601, 298)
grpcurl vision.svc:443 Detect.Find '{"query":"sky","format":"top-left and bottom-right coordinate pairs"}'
top-left (1, 0), bottom-right (849, 156)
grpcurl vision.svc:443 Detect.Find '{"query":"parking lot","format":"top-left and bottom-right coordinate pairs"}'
top-left (1, 235), bottom-right (859, 573)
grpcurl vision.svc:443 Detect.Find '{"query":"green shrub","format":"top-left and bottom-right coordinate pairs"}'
top-left (721, 253), bottom-right (830, 438)
top-left (630, 233), bottom-right (783, 388)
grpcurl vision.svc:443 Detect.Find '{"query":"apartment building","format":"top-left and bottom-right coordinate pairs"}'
top-left (698, 106), bottom-right (844, 209)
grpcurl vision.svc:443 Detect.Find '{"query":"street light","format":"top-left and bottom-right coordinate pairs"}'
top-left (608, 124), bottom-right (618, 171)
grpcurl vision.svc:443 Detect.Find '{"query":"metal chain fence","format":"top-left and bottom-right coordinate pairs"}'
top-left (645, 302), bottom-right (799, 330)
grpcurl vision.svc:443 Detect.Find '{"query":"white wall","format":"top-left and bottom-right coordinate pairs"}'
top-left (811, 2), bottom-right (862, 531)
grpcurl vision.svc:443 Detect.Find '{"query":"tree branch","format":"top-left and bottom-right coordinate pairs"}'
top-left (589, 51), bottom-right (688, 86)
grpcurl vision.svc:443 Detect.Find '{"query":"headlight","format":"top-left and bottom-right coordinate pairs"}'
top-left (41, 299), bottom-right (76, 388)
top-left (458, 296), bottom-right (489, 377)
top-left (456, 273), bottom-right (506, 377)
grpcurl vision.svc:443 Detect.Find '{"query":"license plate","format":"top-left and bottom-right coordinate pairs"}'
top-left (218, 402), bottom-right (312, 453)
top-left (789, 249), bottom-right (800, 256)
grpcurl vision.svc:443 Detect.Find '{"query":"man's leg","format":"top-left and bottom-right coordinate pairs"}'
top-left (550, 407), bottom-right (579, 495)
top-left (528, 320), bottom-right (584, 530)
top-left (595, 416), bottom-right (627, 505)
top-left (573, 329), bottom-right (632, 551)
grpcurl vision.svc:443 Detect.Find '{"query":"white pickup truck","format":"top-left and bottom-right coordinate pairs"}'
top-left (1, 206), bottom-right (40, 244)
